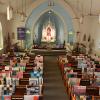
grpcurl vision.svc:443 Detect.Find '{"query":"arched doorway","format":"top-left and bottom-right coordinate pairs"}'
top-left (33, 10), bottom-right (64, 46)
top-left (25, 0), bottom-right (75, 49)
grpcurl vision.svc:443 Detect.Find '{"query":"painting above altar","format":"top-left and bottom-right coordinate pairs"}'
top-left (41, 20), bottom-right (56, 43)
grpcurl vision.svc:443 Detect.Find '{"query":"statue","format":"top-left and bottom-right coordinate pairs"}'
top-left (47, 27), bottom-right (51, 36)
top-left (41, 20), bottom-right (56, 42)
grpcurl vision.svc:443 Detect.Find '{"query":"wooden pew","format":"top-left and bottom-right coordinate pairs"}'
top-left (19, 78), bottom-right (29, 85)
top-left (77, 73), bottom-right (82, 78)
top-left (73, 68), bottom-right (82, 73)
top-left (29, 60), bottom-right (34, 63)
top-left (39, 95), bottom-right (43, 100)
top-left (25, 67), bottom-right (33, 72)
top-left (26, 63), bottom-right (35, 67)
top-left (11, 95), bottom-right (24, 100)
top-left (96, 64), bottom-right (100, 68)
top-left (92, 96), bottom-right (100, 100)
top-left (15, 85), bottom-right (26, 95)
top-left (86, 86), bottom-right (99, 96)
top-left (26, 85), bottom-right (43, 95)
top-left (80, 79), bottom-right (90, 86)
top-left (23, 72), bottom-right (30, 78)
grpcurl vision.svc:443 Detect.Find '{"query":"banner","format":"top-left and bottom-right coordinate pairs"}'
top-left (17, 27), bottom-right (26, 40)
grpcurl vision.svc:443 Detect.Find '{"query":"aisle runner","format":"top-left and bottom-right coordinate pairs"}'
top-left (43, 56), bottom-right (69, 100)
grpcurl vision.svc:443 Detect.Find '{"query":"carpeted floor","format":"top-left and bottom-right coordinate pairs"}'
top-left (43, 56), bottom-right (69, 100)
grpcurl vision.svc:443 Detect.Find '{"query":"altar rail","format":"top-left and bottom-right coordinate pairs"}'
top-left (31, 49), bottom-right (67, 56)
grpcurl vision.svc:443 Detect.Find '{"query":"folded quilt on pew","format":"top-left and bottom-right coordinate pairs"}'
top-left (24, 95), bottom-right (39, 100)
top-left (73, 85), bottom-right (86, 95)
top-left (86, 86), bottom-right (99, 96)
top-left (1, 95), bottom-right (11, 100)
top-left (26, 86), bottom-right (40, 95)
top-left (68, 78), bottom-right (80, 86)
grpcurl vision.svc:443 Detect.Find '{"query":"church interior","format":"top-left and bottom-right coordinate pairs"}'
top-left (0, 0), bottom-right (100, 100)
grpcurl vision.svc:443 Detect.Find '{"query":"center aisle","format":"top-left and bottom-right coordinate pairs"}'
top-left (43, 56), bottom-right (69, 100)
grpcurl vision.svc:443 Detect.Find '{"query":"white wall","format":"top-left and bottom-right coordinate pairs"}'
top-left (0, 14), bottom-right (11, 53)
top-left (73, 16), bottom-right (100, 55)
top-left (85, 16), bottom-right (100, 55)
top-left (0, 14), bottom-right (9, 48)
top-left (0, 14), bottom-right (25, 51)
top-left (4, 1), bottom-right (37, 48)
top-left (0, 14), bottom-right (8, 38)
top-left (8, 16), bottom-right (25, 48)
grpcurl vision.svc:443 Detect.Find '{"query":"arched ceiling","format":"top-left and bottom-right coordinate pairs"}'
top-left (0, 0), bottom-right (33, 14)
top-left (25, 0), bottom-right (74, 32)
top-left (33, 10), bottom-right (65, 44)
top-left (36, 10), bottom-right (60, 34)
top-left (25, 0), bottom-right (74, 48)
top-left (64, 0), bottom-right (100, 16)
top-left (0, 0), bottom-right (99, 16)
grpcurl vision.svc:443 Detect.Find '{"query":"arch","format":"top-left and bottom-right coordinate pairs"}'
top-left (32, 10), bottom-right (65, 45)
top-left (25, 0), bottom-right (75, 48)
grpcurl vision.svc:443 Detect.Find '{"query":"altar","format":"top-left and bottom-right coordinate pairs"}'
top-left (31, 12), bottom-right (66, 55)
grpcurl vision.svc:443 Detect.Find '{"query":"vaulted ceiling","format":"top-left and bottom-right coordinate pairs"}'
top-left (0, 0), bottom-right (100, 17)
top-left (0, 0), bottom-right (33, 14)
top-left (65, 0), bottom-right (100, 16)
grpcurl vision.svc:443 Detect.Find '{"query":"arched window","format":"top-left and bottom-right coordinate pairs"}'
top-left (0, 22), bottom-right (3, 50)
